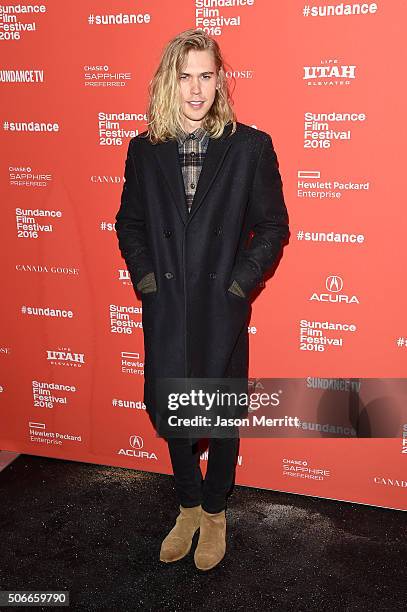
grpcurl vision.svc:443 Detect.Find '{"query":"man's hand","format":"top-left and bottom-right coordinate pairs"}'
top-left (228, 280), bottom-right (246, 298)
top-left (115, 138), bottom-right (155, 288)
top-left (229, 133), bottom-right (289, 298)
top-left (136, 271), bottom-right (157, 293)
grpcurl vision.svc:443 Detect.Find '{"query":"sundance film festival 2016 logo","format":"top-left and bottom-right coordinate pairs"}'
top-left (304, 111), bottom-right (366, 149)
top-left (300, 317), bottom-right (356, 352)
top-left (32, 379), bottom-right (76, 410)
top-left (195, 0), bottom-right (255, 36)
top-left (97, 111), bottom-right (146, 146)
top-left (15, 206), bottom-right (62, 239)
top-left (109, 304), bottom-right (142, 334)
top-left (0, 4), bottom-right (47, 42)
top-left (403, 423), bottom-right (407, 454)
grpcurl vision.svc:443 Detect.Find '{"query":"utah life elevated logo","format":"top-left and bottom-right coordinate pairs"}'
top-left (46, 347), bottom-right (85, 367)
top-left (303, 59), bottom-right (357, 86)
top-left (310, 275), bottom-right (359, 304)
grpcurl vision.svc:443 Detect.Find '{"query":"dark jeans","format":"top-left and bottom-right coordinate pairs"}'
top-left (167, 432), bottom-right (239, 514)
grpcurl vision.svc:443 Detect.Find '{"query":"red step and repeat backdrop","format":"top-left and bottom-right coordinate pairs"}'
top-left (1, 1), bottom-right (406, 511)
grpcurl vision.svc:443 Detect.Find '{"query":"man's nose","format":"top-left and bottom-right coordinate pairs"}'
top-left (190, 78), bottom-right (202, 94)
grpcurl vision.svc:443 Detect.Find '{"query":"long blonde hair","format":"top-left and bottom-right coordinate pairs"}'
top-left (144, 28), bottom-right (237, 144)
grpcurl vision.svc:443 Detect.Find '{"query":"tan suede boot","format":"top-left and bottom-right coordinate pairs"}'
top-left (194, 508), bottom-right (226, 570)
top-left (160, 504), bottom-right (202, 563)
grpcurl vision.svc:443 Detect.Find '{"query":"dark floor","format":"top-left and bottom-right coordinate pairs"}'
top-left (0, 454), bottom-right (405, 611)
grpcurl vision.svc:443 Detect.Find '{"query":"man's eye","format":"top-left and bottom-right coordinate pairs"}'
top-left (179, 75), bottom-right (211, 79)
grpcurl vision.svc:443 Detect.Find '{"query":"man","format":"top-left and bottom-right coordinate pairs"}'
top-left (115, 28), bottom-right (289, 571)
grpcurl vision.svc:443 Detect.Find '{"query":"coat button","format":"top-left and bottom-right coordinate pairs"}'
top-left (165, 272), bottom-right (174, 279)
top-left (163, 230), bottom-right (172, 238)
top-left (214, 226), bottom-right (222, 236)
top-left (209, 272), bottom-right (217, 279)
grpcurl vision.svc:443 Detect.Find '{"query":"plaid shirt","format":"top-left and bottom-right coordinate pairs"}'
top-left (136, 126), bottom-right (245, 298)
top-left (176, 126), bottom-right (210, 215)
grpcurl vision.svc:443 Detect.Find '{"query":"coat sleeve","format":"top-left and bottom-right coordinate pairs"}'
top-left (115, 138), bottom-right (155, 288)
top-left (230, 133), bottom-right (289, 297)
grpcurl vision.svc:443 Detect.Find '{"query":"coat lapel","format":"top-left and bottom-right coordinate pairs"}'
top-left (153, 121), bottom-right (235, 225)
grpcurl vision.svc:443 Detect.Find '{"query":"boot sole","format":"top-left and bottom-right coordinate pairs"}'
top-left (160, 541), bottom-right (192, 563)
top-left (194, 550), bottom-right (226, 571)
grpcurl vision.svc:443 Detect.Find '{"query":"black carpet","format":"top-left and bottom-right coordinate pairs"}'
top-left (0, 454), bottom-right (405, 611)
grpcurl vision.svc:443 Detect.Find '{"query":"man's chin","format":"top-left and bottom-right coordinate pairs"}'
top-left (184, 115), bottom-right (205, 122)
top-left (182, 107), bottom-right (209, 121)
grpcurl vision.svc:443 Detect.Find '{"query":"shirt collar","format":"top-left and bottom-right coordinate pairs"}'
top-left (177, 126), bottom-right (208, 146)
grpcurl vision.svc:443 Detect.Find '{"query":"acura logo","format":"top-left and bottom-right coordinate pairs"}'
top-left (309, 274), bottom-right (358, 304)
top-left (117, 434), bottom-right (157, 460)
top-left (129, 435), bottom-right (144, 449)
top-left (325, 275), bottom-right (343, 293)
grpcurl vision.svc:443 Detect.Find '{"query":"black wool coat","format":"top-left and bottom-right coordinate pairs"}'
top-left (115, 120), bottom-right (289, 432)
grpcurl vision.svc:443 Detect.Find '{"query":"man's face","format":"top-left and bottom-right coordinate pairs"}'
top-left (178, 49), bottom-right (218, 132)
